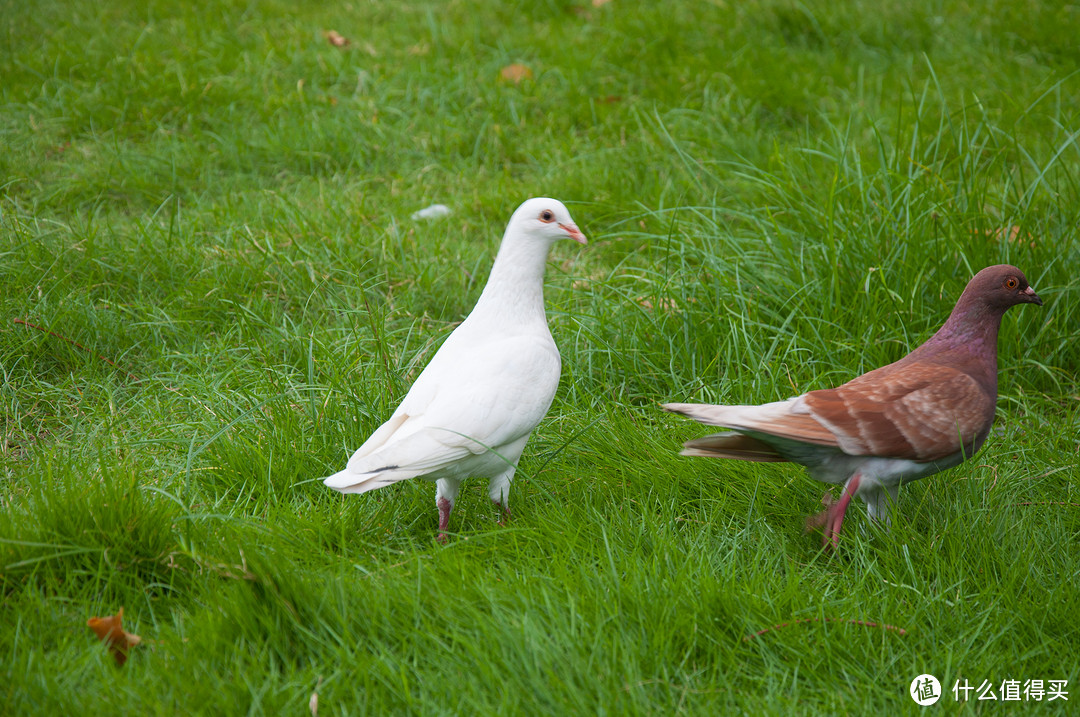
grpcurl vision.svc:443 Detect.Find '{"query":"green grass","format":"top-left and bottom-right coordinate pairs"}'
top-left (2, 0), bottom-right (1079, 712)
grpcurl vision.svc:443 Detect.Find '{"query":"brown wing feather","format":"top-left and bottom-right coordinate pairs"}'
top-left (681, 433), bottom-right (790, 462)
top-left (803, 361), bottom-right (995, 461)
top-left (741, 413), bottom-right (840, 448)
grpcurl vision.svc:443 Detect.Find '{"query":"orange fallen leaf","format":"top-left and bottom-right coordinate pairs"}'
top-left (499, 63), bottom-right (533, 84)
top-left (325, 30), bottom-right (350, 48)
top-left (87, 607), bottom-right (142, 666)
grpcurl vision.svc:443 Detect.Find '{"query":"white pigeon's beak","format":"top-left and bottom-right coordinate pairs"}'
top-left (560, 222), bottom-right (587, 245)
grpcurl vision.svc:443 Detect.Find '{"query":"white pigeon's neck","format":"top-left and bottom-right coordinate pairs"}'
top-left (469, 234), bottom-right (554, 326)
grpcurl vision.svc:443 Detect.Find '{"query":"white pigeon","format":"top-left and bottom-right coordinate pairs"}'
top-left (324, 197), bottom-right (587, 542)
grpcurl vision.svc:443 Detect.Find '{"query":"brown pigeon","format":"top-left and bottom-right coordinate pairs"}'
top-left (664, 265), bottom-right (1043, 548)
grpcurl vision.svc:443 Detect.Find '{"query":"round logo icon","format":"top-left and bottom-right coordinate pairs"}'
top-left (910, 674), bottom-right (942, 706)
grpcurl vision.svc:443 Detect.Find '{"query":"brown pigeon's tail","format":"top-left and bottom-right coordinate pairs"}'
top-left (681, 432), bottom-right (789, 462)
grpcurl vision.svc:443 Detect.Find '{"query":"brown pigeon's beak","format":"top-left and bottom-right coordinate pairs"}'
top-left (1023, 286), bottom-right (1043, 306)
top-left (560, 223), bottom-right (587, 245)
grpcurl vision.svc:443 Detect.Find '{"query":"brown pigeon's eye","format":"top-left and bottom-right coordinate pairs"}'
top-left (539, 209), bottom-right (555, 222)
top-left (1004, 277), bottom-right (1019, 290)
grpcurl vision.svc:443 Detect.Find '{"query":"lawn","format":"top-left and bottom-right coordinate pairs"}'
top-left (2, 0), bottom-right (1079, 712)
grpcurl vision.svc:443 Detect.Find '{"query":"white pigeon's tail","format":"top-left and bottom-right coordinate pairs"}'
top-left (323, 424), bottom-right (477, 495)
top-left (323, 467), bottom-right (406, 495)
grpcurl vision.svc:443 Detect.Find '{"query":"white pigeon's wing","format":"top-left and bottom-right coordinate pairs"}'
top-left (324, 333), bottom-right (561, 493)
top-left (396, 331), bottom-right (561, 447)
top-left (323, 429), bottom-right (473, 493)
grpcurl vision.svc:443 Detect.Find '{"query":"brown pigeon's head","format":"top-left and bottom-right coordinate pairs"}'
top-left (964, 264), bottom-right (1043, 311)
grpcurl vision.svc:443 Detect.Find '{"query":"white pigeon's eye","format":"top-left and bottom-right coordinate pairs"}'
top-left (539, 209), bottom-right (555, 222)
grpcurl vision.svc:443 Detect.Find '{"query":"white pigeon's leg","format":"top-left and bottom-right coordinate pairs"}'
top-left (487, 466), bottom-right (516, 525)
top-left (435, 478), bottom-right (462, 544)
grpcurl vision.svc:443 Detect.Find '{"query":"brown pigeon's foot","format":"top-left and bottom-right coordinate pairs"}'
top-left (806, 475), bottom-right (862, 549)
top-left (493, 501), bottom-right (512, 527)
top-left (805, 493), bottom-right (835, 533)
top-left (437, 497), bottom-right (453, 544)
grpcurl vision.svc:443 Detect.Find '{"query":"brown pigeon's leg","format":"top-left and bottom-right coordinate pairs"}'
top-left (823, 474), bottom-right (862, 548)
top-left (437, 497), bottom-right (453, 544)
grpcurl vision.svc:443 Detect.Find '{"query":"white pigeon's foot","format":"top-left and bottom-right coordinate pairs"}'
top-left (494, 501), bottom-right (512, 527)
top-left (437, 497), bottom-right (453, 544)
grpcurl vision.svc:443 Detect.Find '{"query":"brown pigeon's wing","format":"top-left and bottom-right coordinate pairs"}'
top-left (802, 362), bottom-right (995, 461)
top-left (681, 432), bottom-right (791, 461)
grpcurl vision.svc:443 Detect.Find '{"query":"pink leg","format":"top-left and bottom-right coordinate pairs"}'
top-left (437, 497), bottom-right (453, 544)
top-left (822, 474), bottom-right (862, 549)
top-left (493, 501), bottom-right (512, 527)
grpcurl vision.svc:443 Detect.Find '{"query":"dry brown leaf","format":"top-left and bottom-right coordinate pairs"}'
top-left (994, 225), bottom-right (1035, 247)
top-left (325, 30), bottom-right (350, 48)
top-left (87, 607), bottom-right (142, 666)
top-left (46, 141), bottom-right (72, 158)
top-left (974, 225), bottom-right (1035, 248)
top-left (592, 0), bottom-right (613, 6)
top-left (997, 225), bottom-right (1021, 241)
top-left (499, 63), bottom-right (533, 84)
top-left (635, 296), bottom-right (679, 312)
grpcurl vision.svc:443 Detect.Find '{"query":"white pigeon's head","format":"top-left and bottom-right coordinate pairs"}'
top-left (507, 197), bottom-right (587, 246)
